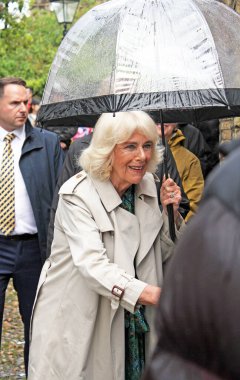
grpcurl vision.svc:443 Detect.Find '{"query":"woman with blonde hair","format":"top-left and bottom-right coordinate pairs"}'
top-left (28, 111), bottom-right (184, 380)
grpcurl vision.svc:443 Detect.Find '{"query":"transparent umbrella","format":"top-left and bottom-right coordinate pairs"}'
top-left (38, 0), bottom-right (240, 128)
top-left (38, 0), bottom-right (240, 240)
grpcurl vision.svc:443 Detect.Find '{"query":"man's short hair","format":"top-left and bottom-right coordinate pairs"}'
top-left (0, 77), bottom-right (27, 98)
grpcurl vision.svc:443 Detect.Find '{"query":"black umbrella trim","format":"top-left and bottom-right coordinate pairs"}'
top-left (37, 88), bottom-right (240, 127)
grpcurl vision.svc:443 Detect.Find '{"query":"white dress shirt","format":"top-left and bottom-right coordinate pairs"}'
top-left (0, 125), bottom-right (37, 235)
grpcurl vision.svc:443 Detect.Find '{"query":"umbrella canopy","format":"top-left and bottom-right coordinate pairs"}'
top-left (38, 0), bottom-right (240, 127)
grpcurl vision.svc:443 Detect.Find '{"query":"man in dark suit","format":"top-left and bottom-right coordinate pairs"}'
top-left (0, 77), bottom-right (64, 375)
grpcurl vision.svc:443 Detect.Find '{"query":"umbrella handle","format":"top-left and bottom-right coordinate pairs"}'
top-left (160, 118), bottom-right (176, 242)
top-left (167, 205), bottom-right (176, 242)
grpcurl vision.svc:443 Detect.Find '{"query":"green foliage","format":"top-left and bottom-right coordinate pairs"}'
top-left (0, 0), bottom-right (105, 96)
top-left (82, 0), bottom-right (104, 10)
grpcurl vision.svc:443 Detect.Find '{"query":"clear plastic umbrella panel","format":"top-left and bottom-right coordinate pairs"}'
top-left (38, 0), bottom-right (240, 127)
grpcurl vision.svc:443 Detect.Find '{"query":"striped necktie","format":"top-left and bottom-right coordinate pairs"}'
top-left (0, 133), bottom-right (16, 235)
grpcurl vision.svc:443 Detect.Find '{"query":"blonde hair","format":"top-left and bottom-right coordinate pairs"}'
top-left (80, 111), bottom-right (163, 180)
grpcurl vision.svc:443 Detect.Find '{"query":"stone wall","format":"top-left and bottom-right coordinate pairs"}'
top-left (220, 117), bottom-right (240, 143)
top-left (222, 0), bottom-right (240, 13)
top-left (219, 1), bottom-right (240, 142)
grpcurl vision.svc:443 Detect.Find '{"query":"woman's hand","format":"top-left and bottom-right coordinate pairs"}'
top-left (137, 285), bottom-right (161, 306)
top-left (160, 177), bottom-right (182, 223)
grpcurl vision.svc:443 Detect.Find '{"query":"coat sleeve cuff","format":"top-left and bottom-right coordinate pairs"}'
top-left (110, 273), bottom-right (147, 314)
top-left (121, 279), bottom-right (147, 313)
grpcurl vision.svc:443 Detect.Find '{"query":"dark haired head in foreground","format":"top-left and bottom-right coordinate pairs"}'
top-left (144, 145), bottom-right (240, 380)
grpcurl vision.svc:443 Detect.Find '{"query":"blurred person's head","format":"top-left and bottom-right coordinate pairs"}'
top-left (31, 96), bottom-right (41, 115)
top-left (26, 86), bottom-right (34, 112)
top-left (156, 123), bottom-right (178, 140)
top-left (144, 146), bottom-right (240, 380)
top-left (219, 138), bottom-right (240, 161)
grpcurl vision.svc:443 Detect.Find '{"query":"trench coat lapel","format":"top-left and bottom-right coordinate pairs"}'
top-left (135, 174), bottom-right (163, 266)
top-left (91, 176), bottom-right (122, 212)
top-left (91, 174), bottom-right (162, 268)
top-left (113, 207), bottom-right (140, 269)
top-left (91, 177), bottom-right (140, 269)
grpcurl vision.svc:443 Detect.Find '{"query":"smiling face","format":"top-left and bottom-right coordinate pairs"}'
top-left (110, 131), bottom-right (154, 196)
top-left (0, 84), bottom-right (29, 132)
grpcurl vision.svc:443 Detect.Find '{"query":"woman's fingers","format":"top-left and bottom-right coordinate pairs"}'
top-left (160, 177), bottom-right (182, 216)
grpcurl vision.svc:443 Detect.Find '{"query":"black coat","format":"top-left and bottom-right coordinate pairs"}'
top-left (39, 125), bottom-right (78, 148)
top-left (179, 123), bottom-right (212, 178)
top-left (144, 146), bottom-right (240, 380)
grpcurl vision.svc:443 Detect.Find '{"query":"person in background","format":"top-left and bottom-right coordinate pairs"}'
top-left (26, 86), bottom-right (33, 113)
top-left (40, 124), bottom-right (78, 152)
top-left (72, 125), bottom-right (93, 140)
top-left (178, 123), bottom-right (212, 178)
top-left (143, 143), bottom-right (240, 380)
top-left (219, 137), bottom-right (240, 161)
top-left (28, 111), bottom-right (185, 380)
top-left (145, 112), bottom-right (212, 179)
top-left (28, 96), bottom-right (41, 127)
top-left (0, 77), bottom-right (64, 376)
top-left (157, 123), bottom-right (204, 221)
top-left (196, 119), bottom-right (219, 175)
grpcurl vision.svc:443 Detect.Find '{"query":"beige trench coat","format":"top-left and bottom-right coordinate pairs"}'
top-left (28, 171), bottom-right (182, 380)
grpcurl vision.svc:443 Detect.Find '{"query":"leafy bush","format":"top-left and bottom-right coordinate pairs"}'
top-left (0, 0), bottom-right (104, 96)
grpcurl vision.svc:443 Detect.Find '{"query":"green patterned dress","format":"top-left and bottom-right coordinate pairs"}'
top-left (120, 185), bottom-right (150, 380)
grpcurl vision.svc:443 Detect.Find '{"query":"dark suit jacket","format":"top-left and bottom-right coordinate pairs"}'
top-left (21, 121), bottom-right (64, 262)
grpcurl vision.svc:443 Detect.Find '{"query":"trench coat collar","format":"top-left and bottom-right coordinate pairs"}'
top-left (91, 172), bottom-right (158, 212)
top-left (135, 172), bottom-right (159, 199)
top-left (91, 176), bottom-right (122, 212)
top-left (135, 173), bottom-right (162, 266)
